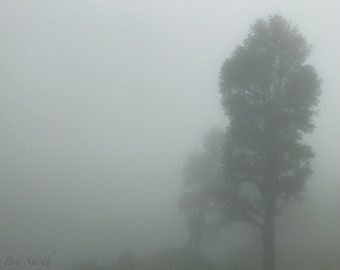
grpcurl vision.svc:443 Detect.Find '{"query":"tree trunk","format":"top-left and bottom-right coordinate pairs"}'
top-left (262, 195), bottom-right (275, 270)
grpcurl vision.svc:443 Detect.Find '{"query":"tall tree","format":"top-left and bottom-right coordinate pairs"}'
top-left (179, 128), bottom-right (226, 254)
top-left (219, 15), bottom-right (321, 270)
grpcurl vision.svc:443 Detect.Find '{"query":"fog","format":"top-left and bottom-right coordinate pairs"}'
top-left (0, 1), bottom-right (339, 270)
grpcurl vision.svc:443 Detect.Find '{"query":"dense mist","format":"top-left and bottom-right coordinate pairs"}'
top-left (0, 1), bottom-right (339, 270)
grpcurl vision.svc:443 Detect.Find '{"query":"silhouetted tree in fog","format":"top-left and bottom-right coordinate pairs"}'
top-left (219, 14), bottom-right (321, 270)
top-left (179, 128), bottom-right (226, 254)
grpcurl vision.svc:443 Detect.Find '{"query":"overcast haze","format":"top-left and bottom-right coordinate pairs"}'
top-left (0, 1), bottom-right (339, 269)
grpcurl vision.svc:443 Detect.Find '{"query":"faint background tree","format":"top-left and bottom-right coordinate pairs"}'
top-left (179, 128), bottom-right (227, 254)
